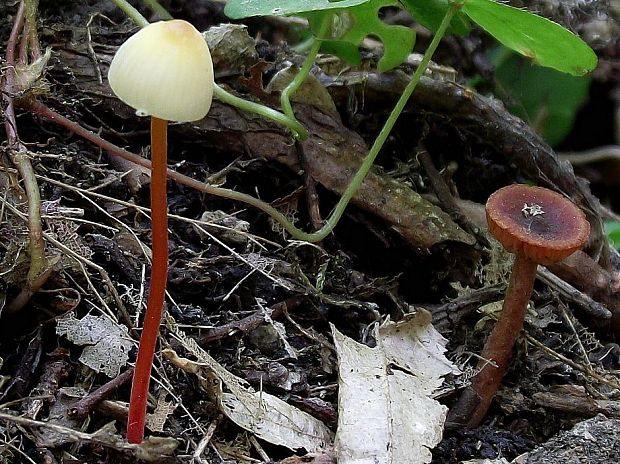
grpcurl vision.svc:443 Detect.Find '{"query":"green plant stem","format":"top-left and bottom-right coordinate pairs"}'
top-left (13, 151), bottom-right (46, 278)
top-left (3, 1), bottom-right (50, 314)
top-left (23, 0), bottom-right (41, 60)
top-left (139, 0), bottom-right (173, 20)
top-left (213, 85), bottom-right (308, 140)
top-left (126, 117), bottom-right (169, 444)
top-left (280, 16), bottom-right (330, 123)
top-left (212, 5), bottom-right (461, 242)
top-left (111, 0), bottom-right (149, 28)
top-left (5, 4), bottom-right (45, 276)
top-left (291, 36), bottom-right (314, 54)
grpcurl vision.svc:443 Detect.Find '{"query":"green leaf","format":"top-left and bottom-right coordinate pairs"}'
top-left (492, 47), bottom-right (591, 146)
top-left (462, 0), bottom-right (597, 76)
top-left (224, 0), bottom-right (371, 19)
top-left (225, 0), bottom-right (415, 71)
top-left (306, 0), bottom-right (416, 71)
top-left (605, 222), bottom-right (620, 250)
top-left (399, 0), bottom-right (471, 35)
top-left (319, 40), bottom-right (363, 65)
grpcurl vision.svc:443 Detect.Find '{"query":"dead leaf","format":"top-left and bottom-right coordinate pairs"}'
top-left (203, 24), bottom-right (258, 74)
top-left (56, 313), bottom-right (132, 377)
top-left (279, 451), bottom-right (336, 463)
top-left (267, 66), bottom-right (338, 114)
top-left (31, 387), bottom-right (86, 448)
top-left (0, 414), bottom-right (177, 462)
top-left (145, 393), bottom-right (176, 432)
top-left (163, 332), bottom-right (333, 453)
top-left (332, 310), bottom-right (456, 463)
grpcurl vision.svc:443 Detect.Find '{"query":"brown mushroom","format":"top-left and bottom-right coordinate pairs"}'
top-left (449, 184), bottom-right (590, 427)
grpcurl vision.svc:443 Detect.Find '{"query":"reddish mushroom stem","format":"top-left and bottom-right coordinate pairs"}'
top-left (127, 116), bottom-right (168, 444)
top-left (464, 252), bottom-right (537, 427)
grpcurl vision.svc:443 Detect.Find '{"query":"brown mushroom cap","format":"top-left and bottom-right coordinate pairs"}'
top-left (486, 184), bottom-right (590, 265)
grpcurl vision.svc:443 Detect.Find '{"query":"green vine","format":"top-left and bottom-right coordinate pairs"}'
top-left (279, 15), bottom-right (331, 124)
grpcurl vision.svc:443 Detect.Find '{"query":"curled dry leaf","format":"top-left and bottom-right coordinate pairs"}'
top-left (203, 23), bottom-right (258, 73)
top-left (31, 387), bottom-right (86, 448)
top-left (163, 333), bottom-right (333, 453)
top-left (0, 414), bottom-right (177, 462)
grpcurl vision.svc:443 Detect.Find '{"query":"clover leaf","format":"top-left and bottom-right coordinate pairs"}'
top-left (309, 0), bottom-right (416, 71)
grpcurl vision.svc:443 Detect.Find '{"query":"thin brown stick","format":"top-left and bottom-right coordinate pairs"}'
top-left (25, 101), bottom-right (310, 240)
top-left (0, 411), bottom-right (177, 459)
top-left (418, 149), bottom-right (486, 244)
top-left (198, 297), bottom-right (303, 346)
top-left (4, 266), bottom-right (54, 314)
top-left (297, 141), bottom-right (323, 232)
top-left (70, 368), bottom-right (134, 420)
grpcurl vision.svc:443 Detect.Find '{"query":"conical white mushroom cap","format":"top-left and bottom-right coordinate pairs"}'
top-left (108, 20), bottom-right (214, 122)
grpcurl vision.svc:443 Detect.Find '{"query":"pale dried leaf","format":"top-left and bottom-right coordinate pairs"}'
top-left (90, 422), bottom-right (178, 462)
top-left (219, 390), bottom-right (331, 453)
top-left (251, 300), bottom-right (299, 359)
top-left (333, 310), bottom-right (455, 464)
top-left (56, 313), bottom-right (131, 377)
top-left (214, 436), bottom-right (255, 464)
top-left (196, 210), bottom-right (250, 245)
top-left (0, 415), bottom-right (177, 462)
top-left (146, 393), bottom-right (176, 432)
top-left (378, 310), bottom-right (459, 394)
top-left (267, 66), bottom-right (338, 114)
top-left (165, 333), bottom-right (333, 453)
top-left (203, 24), bottom-right (258, 73)
top-left (279, 451), bottom-right (337, 463)
top-left (0, 238), bottom-right (30, 286)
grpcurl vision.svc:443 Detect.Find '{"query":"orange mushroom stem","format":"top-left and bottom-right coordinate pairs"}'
top-left (449, 184), bottom-right (590, 428)
top-left (126, 117), bottom-right (168, 443)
